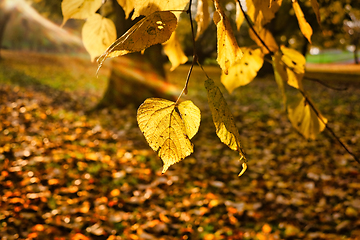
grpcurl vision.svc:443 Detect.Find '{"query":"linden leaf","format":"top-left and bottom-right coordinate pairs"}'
top-left (235, 1), bottom-right (244, 30)
top-left (213, 0), bottom-right (243, 75)
top-left (288, 94), bottom-right (327, 140)
top-left (205, 79), bottom-right (246, 158)
top-left (310, 0), bottom-right (321, 24)
top-left (247, 0), bottom-right (282, 28)
top-left (163, 32), bottom-right (188, 71)
top-left (132, 0), bottom-right (189, 20)
top-left (272, 51), bottom-right (288, 108)
top-left (280, 45), bottom-right (306, 89)
top-left (61, 0), bottom-right (102, 26)
top-left (195, 0), bottom-right (210, 39)
top-left (292, 0), bottom-right (313, 43)
top-left (249, 26), bottom-right (279, 54)
top-left (221, 48), bottom-right (264, 93)
top-left (97, 11), bottom-right (177, 69)
top-left (82, 14), bottom-right (117, 62)
top-left (137, 98), bottom-right (201, 173)
top-left (117, 0), bottom-right (134, 19)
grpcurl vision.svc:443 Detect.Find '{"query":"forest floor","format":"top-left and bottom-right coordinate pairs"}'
top-left (1, 50), bottom-right (360, 240)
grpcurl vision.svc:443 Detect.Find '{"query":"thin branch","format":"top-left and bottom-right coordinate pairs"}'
top-left (236, 0), bottom-right (273, 56)
top-left (303, 76), bottom-right (348, 91)
top-left (298, 90), bottom-right (360, 164)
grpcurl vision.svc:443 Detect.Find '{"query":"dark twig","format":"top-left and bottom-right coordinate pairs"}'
top-left (303, 76), bottom-right (348, 91)
top-left (236, 0), bottom-right (273, 56)
top-left (299, 90), bottom-right (360, 164)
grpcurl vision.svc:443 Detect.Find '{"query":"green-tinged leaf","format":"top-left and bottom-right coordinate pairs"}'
top-left (292, 0), bottom-right (313, 43)
top-left (97, 11), bottom-right (177, 70)
top-left (213, 0), bottom-right (243, 75)
top-left (132, 0), bottom-right (188, 19)
top-left (61, 0), bottom-right (102, 26)
top-left (272, 51), bottom-right (287, 108)
top-left (221, 48), bottom-right (264, 93)
top-left (82, 14), bottom-right (117, 62)
top-left (137, 98), bottom-right (200, 173)
top-left (204, 79), bottom-right (246, 158)
top-left (288, 94), bottom-right (327, 140)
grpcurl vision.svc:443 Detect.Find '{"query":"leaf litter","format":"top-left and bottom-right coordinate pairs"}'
top-left (1, 60), bottom-right (360, 239)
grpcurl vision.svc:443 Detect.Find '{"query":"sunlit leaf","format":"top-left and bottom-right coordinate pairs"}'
top-left (292, 0), bottom-right (313, 43)
top-left (61, 0), bottom-right (102, 26)
top-left (235, 1), bottom-right (244, 30)
top-left (204, 79), bottom-right (246, 159)
top-left (137, 98), bottom-right (201, 173)
top-left (195, 0), bottom-right (210, 39)
top-left (163, 32), bottom-right (188, 71)
top-left (97, 11), bottom-right (177, 69)
top-left (116, 0), bottom-right (134, 19)
top-left (221, 48), bottom-right (264, 93)
top-left (310, 0), bottom-right (321, 24)
top-left (246, 0), bottom-right (282, 28)
top-left (132, 0), bottom-right (188, 19)
top-left (249, 26), bottom-right (278, 54)
top-left (82, 14), bottom-right (117, 62)
top-left (288, 94), bottom-right (327, 140)
top-left (213, 0), bottom-right (243, 74)
top-left (280, 45), bottom-right (305, 89)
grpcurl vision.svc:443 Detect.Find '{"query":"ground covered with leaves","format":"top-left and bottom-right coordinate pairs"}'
top-left (1, 52), bottom-right (360, 240)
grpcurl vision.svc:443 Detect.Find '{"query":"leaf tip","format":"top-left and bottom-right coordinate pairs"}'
top-left (238, 162), bottom-right (247, 177)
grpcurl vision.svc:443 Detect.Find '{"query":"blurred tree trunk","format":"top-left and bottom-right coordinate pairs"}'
top-left (96, 1), bottom-right (179, 109)
top-left (0, 7), bottom-right (12, 59)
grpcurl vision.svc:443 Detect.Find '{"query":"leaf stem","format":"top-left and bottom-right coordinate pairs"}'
top-left (236, 0), bottom-right (273, 56)
top-left (298, 90), bottom-right (360, 164)
top-left (303, 76), bottom-right (348, 91)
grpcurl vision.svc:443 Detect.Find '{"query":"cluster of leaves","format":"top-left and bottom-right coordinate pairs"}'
top-left (1, 58), bottom-right (360, 239)
top-left (60, 0), bottom-right (357, 173)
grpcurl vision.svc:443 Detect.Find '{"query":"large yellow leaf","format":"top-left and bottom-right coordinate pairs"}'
top-left (204, 79), bottom-right (246, 158)
top-left (117, 0), bottom-right (134, 19)
top-left (132, 0), bottom-right (189, 19)
top-left (292, 0), bottom-right (313, 43)
top-left (137, 98), bottom-right (201, 173)
top-left (288, 94), bottom-right (327, 140)
top-left (97, 11), bottom-right (177, 68)
top-left (221, 48), bottom-right (264, 93)
top-left (82, 14), bottom-right (116, 62)
top-left (249, 26), bottom-right (278, 54)
top-left (246, 0), bottom-right (282, 28)
top-left (61, 0), bottom-right (102, 26)
top-left (213, 0), bottom-right (243, 75)
top-left (195, 0), bottom-right (210, 39)
top-left (163, 32), bottom-right (188, 71)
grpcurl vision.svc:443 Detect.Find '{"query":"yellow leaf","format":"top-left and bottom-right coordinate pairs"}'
top-left (97, 11), bottom-right (177, 68)
top-left (272, 51), bottom-right (287, 107)
top-left (246, 0), bottom-right (282, 28)
top-left (213, 0), bottom-right (243, 74)
top-left (249, 26), bottom-right (278, 54)
top-left (288, 94), bottom-right (327, 140)
top-left (137, 98), bottom-right (201, 173)
top-left (117, 0), bottom-right (134, 19)
top-left (82, 14), bottom-right (117, 62)
top-left (195, 0), bottom-right (210, 39)
top-left (280, 45), bottom-right (305, 89)
top-left (292, 0), bottom-right (313, 43)
top-left (132, 0), bottom-right (188, 20)
top-left (310, 0), bottom-right (321, 24)
top-left (61, 0), bottom-right (102, 26)
top-left (204, 79), bottom-right (246, 158)
top-left (235, 1), bottom-right (244, 30)
top-left (221, 48), bottom-right (264, 93)
top-left (163, 32), bottom-right (188, 71)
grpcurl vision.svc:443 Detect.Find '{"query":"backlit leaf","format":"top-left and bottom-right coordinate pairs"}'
top-left (132, 0), bottom-right (189, 19)
top-left (204, 79), bottom-right (246, 158)
top-left (213, 0), bottom-right (243, 74)
top-left (61, 0), bottom-right (102, 26)
top-left (116, 0), bottom-right (134, 19)
top-left (280, 45), bottom-right (305, 89)
top-left (97, 11), bottom-right (177, 69)
top-left (292, 0), bottom-right (313, 43)
top-left (235, 1), bottom-right (244, 30)
top-left (249, 26), bottom-right (279, 54)
top-left (137, 98), bottom-right (200, 173)
top-left (221, 48), bottom-right (264, 93)
top-left (82, 14), bottom-right (117, 62)
top-left (163, 32), bottom-right (188, 71)
top-left (246, 0), bottom-right (282, 28)
top-left (195, 0), bottom-right (210, 39)
top-left (288, 94), bottom-right (327, 140)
